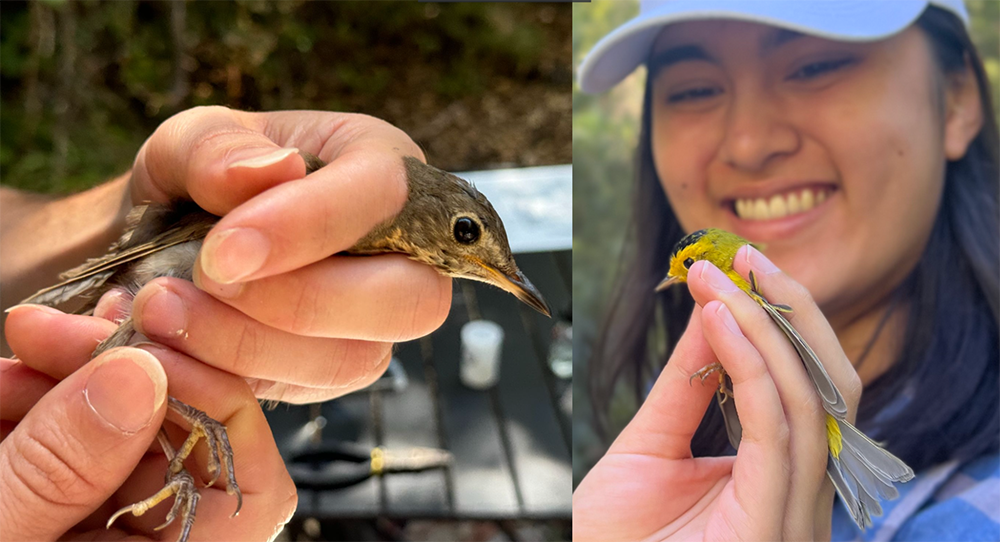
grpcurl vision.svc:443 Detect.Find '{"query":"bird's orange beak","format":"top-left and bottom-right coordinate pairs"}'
top-left (655, 274), bottom-right (682, 292)
top-left (467, 257), bottom-right (551, 317)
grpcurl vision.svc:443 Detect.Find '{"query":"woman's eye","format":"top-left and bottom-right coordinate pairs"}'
top-left (787, 57), bottom-right (855, 81)
top-left (667, 86), bottom-right (723, 104)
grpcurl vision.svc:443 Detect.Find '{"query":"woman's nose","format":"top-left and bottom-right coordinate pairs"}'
top-left (719, 89), bottom-right (800, 173)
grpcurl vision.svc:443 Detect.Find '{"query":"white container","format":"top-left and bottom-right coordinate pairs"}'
top-left (460, 320), bottom-right (505, 389)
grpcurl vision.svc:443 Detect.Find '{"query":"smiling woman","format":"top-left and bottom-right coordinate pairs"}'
top-left (574, 1), bottom-right (998, 541)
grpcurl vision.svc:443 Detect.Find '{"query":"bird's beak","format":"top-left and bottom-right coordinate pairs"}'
top-left (468, 258), bottom-right (551, 317)
top-left (655, 274), bottom-right (681, 292)
top-left (502, 269), bottom-right (552, 317)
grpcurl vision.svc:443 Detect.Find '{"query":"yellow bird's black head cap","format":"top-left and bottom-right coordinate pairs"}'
top-left (672, 228), bottom-right (709, 258)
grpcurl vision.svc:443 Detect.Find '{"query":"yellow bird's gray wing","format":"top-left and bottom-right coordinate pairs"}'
top-left (717, 389), bottom-right (743, 450)
top-left (759, 300), bottom-right (849, 419)
top-left (838, 418), bottom-right (915, 483)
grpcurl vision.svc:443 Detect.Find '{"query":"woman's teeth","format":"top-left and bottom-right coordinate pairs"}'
top-left (734, 188), bottom-right (830, 221)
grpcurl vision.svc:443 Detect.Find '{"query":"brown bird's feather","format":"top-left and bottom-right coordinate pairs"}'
top-left (20, 202), bottom-right (217, 313)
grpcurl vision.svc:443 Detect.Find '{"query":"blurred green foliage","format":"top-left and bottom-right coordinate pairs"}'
top-left (572, 0), bottom-right (1000, 484)
top-left (1, 1), bottom-right (570, 194)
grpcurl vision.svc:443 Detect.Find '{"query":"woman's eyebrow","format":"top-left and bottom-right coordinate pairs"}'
top-left (760, 28), bottom-right (805, 54)
top-left (647, 44), bottom-right (714, 77)
top-left (647, 28), bottom-right (807, 77)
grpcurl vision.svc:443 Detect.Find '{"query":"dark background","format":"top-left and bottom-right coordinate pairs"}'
top-left (1, 1), bottom-right (571, 194)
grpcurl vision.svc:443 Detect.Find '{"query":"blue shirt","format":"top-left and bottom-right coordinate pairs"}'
top-left (831, 454), bottom-right (1000, 542)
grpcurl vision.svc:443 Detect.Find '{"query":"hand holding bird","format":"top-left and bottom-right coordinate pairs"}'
top-left (660, 229), bottom-right (912, 530)
top-left (575, 230), bottom-right (911, 542)
top-left (1, 319), bottom-right (297, 542)
top-left (5, 107), bottom-right (549, 542)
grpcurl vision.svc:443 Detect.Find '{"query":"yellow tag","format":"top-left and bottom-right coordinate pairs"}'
top-left (370, 447), bottom-right (385, 475)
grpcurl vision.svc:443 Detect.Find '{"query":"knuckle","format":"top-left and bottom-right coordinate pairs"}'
top-left (357, 350), bottom-right (392, 388)
top-left (322, 341), bottom-right (391, 389)
top-left (230, 321), bottom-right (268, 377)
top-left (787, 279), bottom-right (815, 306)
top-left (6, 420), bottom-right (99, 509)
top-left (270, 483), bottom-right (299, 538)
top-left (285, 285), bottom-right (324, 336)
top-left (773, 419), bottom-right (791, 449)
top-left (843, 371), bottom-right (864, 407)
top-left (347, 349), bottom-right (392, 389)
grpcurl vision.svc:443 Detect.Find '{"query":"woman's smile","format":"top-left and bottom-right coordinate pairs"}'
top-left (722, 182), bottom-right (838, 240)
top-left (649, 20), bottom-right (953, 316)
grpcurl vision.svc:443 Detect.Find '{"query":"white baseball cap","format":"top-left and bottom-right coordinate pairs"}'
top-left (578, 0), bottom-right (969, 94)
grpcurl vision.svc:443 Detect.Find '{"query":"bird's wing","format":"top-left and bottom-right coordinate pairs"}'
top-left (838, 417), bottom-right (915, 483)
top-left (20, 205), bottom-right (215, 306)
top-left (758, 300), bottom-right (850, 419)
top-left (20, 269), bottom-right (118, 307)
top-left (827, 451), bottom-right (873, 530)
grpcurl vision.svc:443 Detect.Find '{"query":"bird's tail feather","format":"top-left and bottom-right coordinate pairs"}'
top-left (826, 415), bottom-right (914, 529)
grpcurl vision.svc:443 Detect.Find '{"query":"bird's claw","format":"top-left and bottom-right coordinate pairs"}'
top-left (167, 397), bottom-right (242, 517)
top-left (107, 467), bottom-right (200, 542)
top-left (689, 362), bottom-right (724, 385)
top-left (690, 362), bottom-right (733, 403)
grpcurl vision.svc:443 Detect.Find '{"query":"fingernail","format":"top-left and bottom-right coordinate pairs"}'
top-left (227, 147), bottom-right (299, 170)
top-left (94, 290), bottom-right (127, 321)
top-left (4, 304), bottom-right (62, 315)
top-left (85, 351), bottom-right (166, 434)
top-left (193, 255), bottom-right (244, 299)
top-left (201, 227), bottom-right (270, 284)
top-left (744, 245), bottom-right (780, 275)
top-left (136, 284), bottom-right (187, 339)
top-left (699, 262), bottom-right (739, 292)
top-left (1, 358), bottom-right (20, 374)
top-left (716, 303), bottom-right (743, 336)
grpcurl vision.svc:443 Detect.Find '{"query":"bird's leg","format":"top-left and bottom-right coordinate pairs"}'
top-left (715, 374), bottom-right (734, 405)
top-left (107, 429), bottom-right (201, 542)
top-left (92, 316), bottom-right (137, 358)
top-left (166, 397), bottom-right (242, 516)
top-left (108, 398), bottom-right (241, 541)
top-left (91, 304), bottom-right (237, 483)
top-left (689, 362), bottom-right (733, 404)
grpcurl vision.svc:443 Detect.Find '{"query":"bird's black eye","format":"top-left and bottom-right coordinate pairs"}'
top-left (453, 217), bottom-right (480, 244)
top-left (683, 258), bottom-right (694, 269)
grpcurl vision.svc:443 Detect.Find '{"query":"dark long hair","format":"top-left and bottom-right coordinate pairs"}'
top-left (589, 6), bottom-right (999, 472)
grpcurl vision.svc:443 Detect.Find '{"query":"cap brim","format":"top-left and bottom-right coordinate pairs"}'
top-left (578, 0), bottom-right (933, 94)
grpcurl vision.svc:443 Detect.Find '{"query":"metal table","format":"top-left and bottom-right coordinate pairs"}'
top-left (264, 249), bottom-right (571, 521)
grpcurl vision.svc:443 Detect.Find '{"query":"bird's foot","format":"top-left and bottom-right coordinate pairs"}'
top-left (167, 397), bottom-right (242, 517)
top-left (689, 362), bottom-right (733, 402)
top-left (106, 464), bottom-right (200, 542)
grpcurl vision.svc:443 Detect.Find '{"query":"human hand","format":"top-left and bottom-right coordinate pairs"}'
top-left (2, 304), bottom-right (297, 540)
top-left (117, 106), bottom-right (452, 403)
top-left (573, 245), bottom-right (861, 541)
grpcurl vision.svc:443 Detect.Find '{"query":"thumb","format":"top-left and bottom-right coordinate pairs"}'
top-left (0, 347), bottom-right (167, 540)
top-left (131, 106), bottom-right (305, 214)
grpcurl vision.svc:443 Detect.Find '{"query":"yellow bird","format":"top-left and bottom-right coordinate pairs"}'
top-left (656, 228), bottom-right (914, 530)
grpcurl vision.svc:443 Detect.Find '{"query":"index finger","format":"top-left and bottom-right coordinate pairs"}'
top-left (196, 113), bottom-right (425, 284)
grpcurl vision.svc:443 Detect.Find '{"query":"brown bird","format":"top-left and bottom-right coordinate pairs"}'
top-left (20, 151), bottom-right (550, 542)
